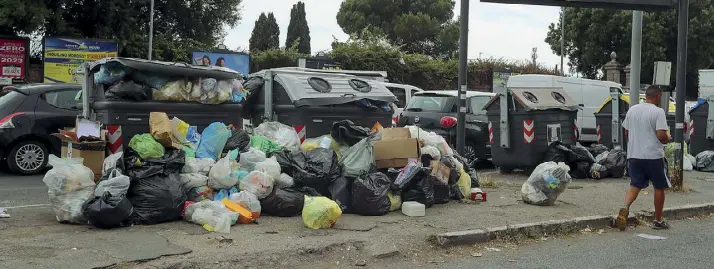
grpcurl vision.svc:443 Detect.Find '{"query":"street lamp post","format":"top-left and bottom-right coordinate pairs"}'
top-left (148, 0), bottom-right (155, 60)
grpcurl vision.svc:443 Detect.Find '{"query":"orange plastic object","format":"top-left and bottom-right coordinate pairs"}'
top-left (221, 198), bottom-right (256, 224)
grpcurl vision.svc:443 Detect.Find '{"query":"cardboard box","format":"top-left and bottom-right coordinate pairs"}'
top-left (373, 128), bottom-right (420, 169)
top-left (53, 133), bottom-right (106, 181)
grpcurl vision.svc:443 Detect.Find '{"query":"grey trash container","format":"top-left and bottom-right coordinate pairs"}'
top-left (689, 97), bottom-right (712, 156)
top-left (485, 87), bottom-right (579, 173)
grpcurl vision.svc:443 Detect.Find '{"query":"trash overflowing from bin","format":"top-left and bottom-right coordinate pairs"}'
top-left (42, 115), bottom-right (479, 232)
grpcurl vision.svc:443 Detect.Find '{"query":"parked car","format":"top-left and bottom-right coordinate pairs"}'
top-left (384, 82), bottom-right (423, 127)
top-left (396, 90), bottom-right (495, 163)
top-left (0, 84), bottom-right (82, 174)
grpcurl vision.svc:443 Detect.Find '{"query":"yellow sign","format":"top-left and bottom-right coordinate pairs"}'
top-left (43, 38), bottom-right (118, 84)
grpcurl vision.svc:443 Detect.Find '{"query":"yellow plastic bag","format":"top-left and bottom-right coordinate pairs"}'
top-left (457, 166), bottom-right (471, 199)
top-left (300, 135), bottom-right (340, 153)
top-left (302, 196), bottom-right (342, 229)
top-left (388, 191), bottom-right (401, 211)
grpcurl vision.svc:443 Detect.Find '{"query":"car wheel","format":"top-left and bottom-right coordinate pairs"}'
top-left (7, 140), bottom-right (49, 175)
top-left (461, 143), bottom-right (479, 166)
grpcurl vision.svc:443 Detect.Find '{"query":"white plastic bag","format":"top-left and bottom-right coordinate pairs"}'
top-left (229, 191), bottom-right (262, 214)
top-left (684, 154), bottom-right (694, 171)
top-left (255, 156), bottom-right (281, 180)
top-left (420, 145), bottom-right (441, 160)
top-left (521, 162), bottom-right (571, 206)
top-left (239, 171), bottom-right (275, 199)
top-left (102, 152), bottom-right (124, 177)
top-left (276, 173), bottom-right (295, 188)
top-left (179, 173), bottom-right (209, 190)
top-left (254, 122), bottom-right (301, 151)
top-left (340, 137), bottom-right (374, 178)
top-left (199, 79), bottom-right (232, 104)
top-left (184, 200), bottom-right (237, 233)
top-left (183, 157), bottom-right (216, 175)
top-left (239, 147), bottom-right (266, 171)
top-left (42, 156), bottom-right (96, 224)
top-left (695, 151), bottom-right (714, 172)
top-left (406, 125), bottom-right (454, 156)
top-left (94, 170), bottom-right (130, 197)
top-left (208, 156), bottom-right (241, 189)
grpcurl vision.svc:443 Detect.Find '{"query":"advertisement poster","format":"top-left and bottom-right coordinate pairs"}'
top-left (43, 38), bottom-right (118, 83)
top-left (0, 37), bottom-right (29, 85)
top-left (191, 51), bottom-right (250, 76)
top-left (492, 70), bottom-right (521, 94)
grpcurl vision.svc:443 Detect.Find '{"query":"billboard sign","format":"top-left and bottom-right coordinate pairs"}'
top-left (191, 51), bottom-right (250, 76)
top-left (43, 38), bottom-right (119, 83)
top-left (492, 69), bottom-right (521, 94)
top-left (479, 0), bottom-right (675, 11)
top-left (0, 37), bottom-right (30, 85)
top-left (298, 57), bottom-right (342, 70)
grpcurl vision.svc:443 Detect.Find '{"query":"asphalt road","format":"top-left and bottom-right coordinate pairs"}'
top-left (440, 218), bottom-right (714, 269)
top-left (0, 168), bottom-right (48, 209)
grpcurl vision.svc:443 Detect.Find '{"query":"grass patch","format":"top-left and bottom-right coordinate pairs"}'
top-left (479, 174), bottom-right (503, 189)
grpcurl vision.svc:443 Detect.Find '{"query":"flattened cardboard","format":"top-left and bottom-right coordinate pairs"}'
top-left (373, 128), bottom-right (419, 169)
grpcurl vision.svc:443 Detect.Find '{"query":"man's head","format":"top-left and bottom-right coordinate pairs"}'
top-left (645, 85), bottom-right (662, 105)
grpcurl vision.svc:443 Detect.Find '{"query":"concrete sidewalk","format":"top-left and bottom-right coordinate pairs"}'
top-left (2, 170), bottom-right (714, 269)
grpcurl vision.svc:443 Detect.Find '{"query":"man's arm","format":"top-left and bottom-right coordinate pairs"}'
top-left (622, 110), bottom-right (630, 140)
top-left (655, 109), bottom-right (670, 144)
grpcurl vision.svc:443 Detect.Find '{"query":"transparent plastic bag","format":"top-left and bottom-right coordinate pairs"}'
top-left (302, 196), bottom-right (342, 229)
top-left (255, 156), bottom-right (281, 180)
top-left (179, 173), bottom-right (209, 190)
top-left (392, 160), bottom-right (422, 190)
top-left (229, 191), bottom-right (262, 215)
top-left (695, 151), bottom-right (714, 172)
top-left (521, 162), bottom-right (571, 206)
top-left (239, 171), bottom-right (275, 199)
top-left (340, 137), bottom-right (374, 178)
top-left (196, 122), bottom-right (232, 160)
top-left (250, 135), bottom-right (282, 154)
top-left (254, 122), bottom-right (301, 151)
top-left (94, 170), bottom-right (130, 197)
top-left (239, 147), bottom-right (266, 171)
top-left (407, 125), bottom-right (453, 156)
top-left (184, 200), bottom-right (238, 233)
top-left (153, 79), bottom-right (190, 101)
top-left (102, 152), bottom-right (124, 177)
top-left (182, 157), bottom-right (216, 175)
top-left (42, 156), bottom-right (96, 224)
top-left (300, 135), bottom-right (339, 152)
top-left (420, 145), bottom-right (441, 160)
top-left (208, 156), bottom-right (241, 189)
top-left (200, 79), bottom-right (232, 104)
top-left (276, 173), bottom-right (295, 188)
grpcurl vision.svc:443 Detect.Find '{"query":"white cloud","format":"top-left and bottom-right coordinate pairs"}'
top-left (224, 0), bottom-right (569, 69)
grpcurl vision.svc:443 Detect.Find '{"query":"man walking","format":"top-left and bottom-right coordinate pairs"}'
top-left (615, 86), bottom-right (671, 230)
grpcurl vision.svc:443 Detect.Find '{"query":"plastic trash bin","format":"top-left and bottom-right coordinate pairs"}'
top-left (594, 93), bottom-right (675, 150)
top-left (689, 97), bottom-right (713, 156)
top-left (485, 87), bottom-right (578, 173)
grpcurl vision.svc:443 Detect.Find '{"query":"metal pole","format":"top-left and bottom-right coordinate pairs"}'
top-left (673, 0), bottom-right (689, 189)
top-left (629, 11), bottom-right (642, 107)
top-left (148, 0), bottom-right (155, 60)
top-left (560, 7), bottom-right (565, 76)
top-left (456, 0), bottom-right (469, 156)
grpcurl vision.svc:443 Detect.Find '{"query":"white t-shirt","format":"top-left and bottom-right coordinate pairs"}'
top-left (622, 103), bottom-right (669, 159)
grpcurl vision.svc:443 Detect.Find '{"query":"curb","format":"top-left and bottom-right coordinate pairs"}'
top-left (433, 202), bottom-right (714, 247)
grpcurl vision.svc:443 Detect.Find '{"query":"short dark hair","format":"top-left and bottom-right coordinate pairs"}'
top-left (645, 85), bottom-right (662, 98)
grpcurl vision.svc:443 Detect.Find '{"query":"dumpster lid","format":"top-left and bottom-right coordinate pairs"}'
top-left (594, 94), bottom-right (676, 114)
top-left (89, 57), bottom-right (243, 80)
top-left (256, 69), bottom-right (398, 107)
top-left (689, 97), bottom-right (707, 113)
top-left (484, 87), bottom-right (578, 111)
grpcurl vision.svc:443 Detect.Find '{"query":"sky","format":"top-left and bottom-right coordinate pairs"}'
top-left (223, 0), bottom-right (568, 69)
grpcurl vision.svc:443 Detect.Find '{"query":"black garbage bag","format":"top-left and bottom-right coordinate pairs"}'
top-left (106, 80), bottom-right (150, 101)
top-left (588, 144), bottom-right (608, 158)
top-left (450, 183), bottom-right (465, 200)
top-left (600, 149), bottom-right (627, 178)
top-left (128, 173), bottom-right (187, 225)
top-left (569, 161), bottom-right (592, 179)
top-left (328, 176), bottom-right (351, 212)
top-left (569, 144), bottom-right (595, 163)
top-left (469, 170), bottom-right (480, 188)
top-left (259, 188), bottom-right (305, 217)
top-left (391, 162), bottom-right (424, 191)
top-left (240, 77), bottom-right (265, 119)
top-left (351, 172), bottom-right (391, 216)
top-left (270, 149), bottom-right (295, 174)
top-left (124, 149), bottom-right (186, 179)
top-left (402, 173), bottom-right (435, 208)
top-left (589, 163), bottom-right (608, 179)
top-left (83, 192), bottom-right (134, 229)
top-left (286, 148), bottom-right (342, 195)
top-left (331, 120), bottom-right (370, 146)
top-left (295, 186), bottom-right (322, 196)
top-left (223, 129), bottom-right (251, 153)
top-left (543, 141), bottom-right (575, 163)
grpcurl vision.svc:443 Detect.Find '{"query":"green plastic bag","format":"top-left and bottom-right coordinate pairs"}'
top-left (182, 146), bottom-right (196, 158)
top-left (129, 134), bottom-right (165, 159)
top-left (340, 137), bottom-right (374, 178)
top-left (250, 136), bottom-right (282, 154)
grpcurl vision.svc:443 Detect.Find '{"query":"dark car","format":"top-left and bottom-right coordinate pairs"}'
top-left (0, 84), bottom-right (82, 174)
top-left (397, 90), bottom-right (495, 163)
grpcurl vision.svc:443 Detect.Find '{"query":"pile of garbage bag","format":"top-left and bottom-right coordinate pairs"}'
top-left (543, 142), bottom-right (627, 180)
top-left (521, 162), bottom-right (572, 206)
top-left (41, 118), bottom-right (477, 232)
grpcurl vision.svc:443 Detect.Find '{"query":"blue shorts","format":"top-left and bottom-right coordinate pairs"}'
top-left (628, 158), bottom-right (671, 190)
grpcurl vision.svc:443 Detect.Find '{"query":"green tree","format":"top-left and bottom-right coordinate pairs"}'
top-left (285, 1), bottom-right (311, 54)
top-left (250, 12), bottom-right (280, 52)
top-left (545, 3), bottom-right (714, 98)
top-left (336, 0), bottom-right (459, 58)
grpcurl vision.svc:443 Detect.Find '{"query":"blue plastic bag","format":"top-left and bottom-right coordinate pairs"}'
top-left (94, 62), bottom-right (129, 85)
top-left (214, 189), bottom-right (230, 201)
top-left (196, 123), bottom-right (231, 160)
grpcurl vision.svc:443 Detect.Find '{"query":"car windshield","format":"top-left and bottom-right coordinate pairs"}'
top-left (406, 95), bottom-right (452, 112)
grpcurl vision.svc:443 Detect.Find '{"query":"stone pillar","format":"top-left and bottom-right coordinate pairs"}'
top-left (623, 64), bottom-right (632, 91)
top-left (602, 52), bottom-right (622, 84)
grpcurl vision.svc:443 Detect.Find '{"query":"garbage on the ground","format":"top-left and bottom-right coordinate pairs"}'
top-left (43, 155), bottom-right (96, 224)
top-left (229, 191), bottom-right (262, 219)
top-left (587, 144), bottom-right (608, 159)
top-left (128, 133), bottom-right (165, 160)
top-left (251, 135), bottom-right (282, 154)
top-left (224, 129), bottom-right (251, 153)
top-left (0, 208), bottom-right (9, 218)
top-left (184, 200), bottom-right (238, 233)
top-left (597, 149), bottom-right (627, 178)
top-left (208, 156), bottom-right (241, 189)
top-left (300, 135), bottom-right (340, 152)
top-left (302, 196), bottom-right (342, 229)
top-left (684, 154), bottom-right (694, 171)
top-left (183, 157), bottom-right (215, 174)
top-left (373, 128), bottom-right (420, 169)
top-left (52, 123), bottom-right (107, 180)
top-left (351, 172), bottom-right (391, 216)
top-left (402, 170), bottom-right (436, 208)
top-left (275, 173), bottom-right (295, 188)
top-left (665, 142), bottom-right (690, 174)
top-left (196, 122), bottom-right (232, 160)
top-left (331, 120), bottom-right (371, 146)
top-left (259, 188), bottom-right (305, 217)
top-left (149, 112), bottom-right (184, 149)
top-left (470, 188), bottom-right (487, 202)
top-left (253, 122), bottom-right (301, 151)
top-left (329, 176), bottom-right (351, 212)
top-left (695, 150), bottom-right (714, 172)
top-left (401, 201), bottom-right (426, 217)
top-left (521, 162), bottom-right (572, 206)
top-left (340, 137), bottom-right (374, 178)
top-left (221, 198), bottom-right (256, 224)
top-left (83, 191), bottom-right (134, 229)
top-left (406, 125), bottom-right (454, 157)
top-left (635, 233), bottom-right (667, 240)
top-left (102, 152), bottom-right (125, 180)
top-left (255, 156), bottom-right (281, 180)
top-left (239, 147), bottom-right (266, 172)
top-left (239, 171), bottom-right (275, 199)
top-left (387, 191), bottom-right (402, 211)
top-left (127, 172), bottom-right (187, 225)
